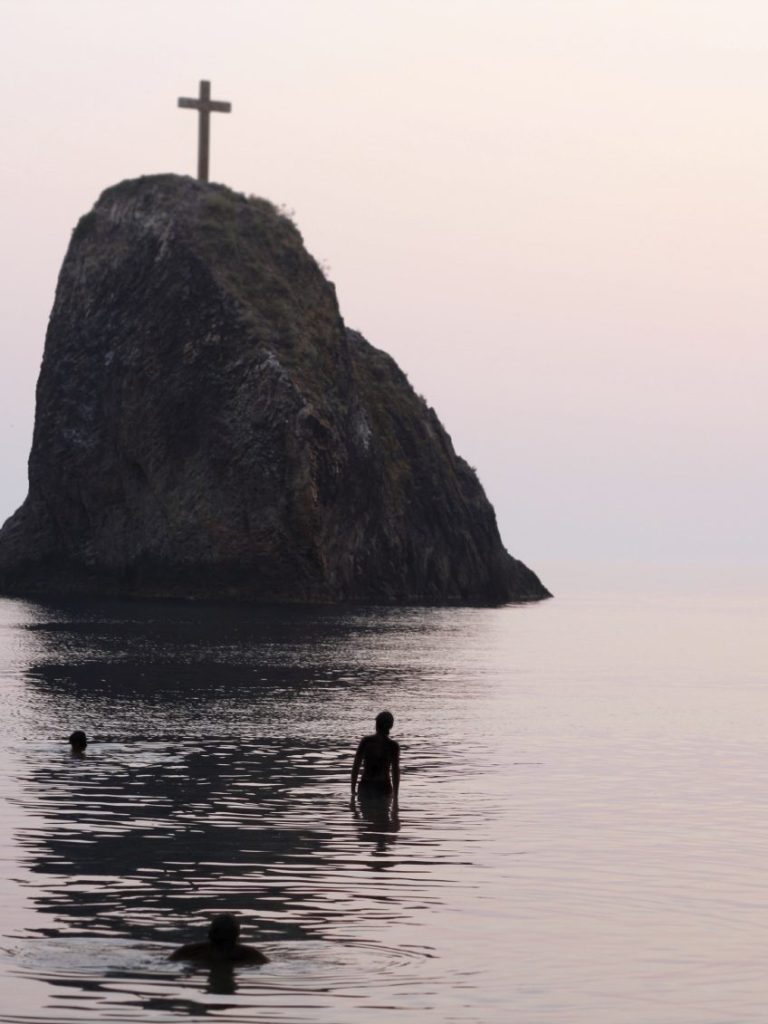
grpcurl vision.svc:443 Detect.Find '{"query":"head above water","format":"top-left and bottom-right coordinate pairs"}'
top-left (68, 730), bottom-right (88, 750)
top-left (208, 913), bottom-right (240, 946)
top-left (375, 711), bottom-right (394, 736)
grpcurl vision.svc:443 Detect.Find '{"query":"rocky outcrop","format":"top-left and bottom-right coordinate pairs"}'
top-left (0, 175), bottom-right (549, 603)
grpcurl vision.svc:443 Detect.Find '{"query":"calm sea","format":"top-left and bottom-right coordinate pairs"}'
top-left (1, 563), bottom-right (767, 1023)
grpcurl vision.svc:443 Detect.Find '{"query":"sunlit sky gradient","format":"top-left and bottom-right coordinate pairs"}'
top-left (1, 0), bottom-right (767, 570)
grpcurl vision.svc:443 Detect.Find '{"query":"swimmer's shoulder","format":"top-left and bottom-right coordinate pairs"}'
top-left (169, 941), bottom-right (209, 961)
top-left (169, 941), bottom-right (268, 965)
top-left (232, 943), bottom-right (269, 964)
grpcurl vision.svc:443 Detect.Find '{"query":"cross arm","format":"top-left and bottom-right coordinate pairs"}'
top-left (177, 98), bottom-right (232, 112)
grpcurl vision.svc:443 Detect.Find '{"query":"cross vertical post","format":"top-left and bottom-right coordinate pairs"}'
top-left (197, 80), bottom-right (211, 183)
top-left (177, 80), bottom-right (232, 183)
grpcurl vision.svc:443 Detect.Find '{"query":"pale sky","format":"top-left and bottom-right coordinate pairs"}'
top-left (1, 0), bottom-right (767, 571)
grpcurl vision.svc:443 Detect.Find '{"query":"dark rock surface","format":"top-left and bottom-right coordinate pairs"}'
top-left (0, 175), bottom-right (549, 603)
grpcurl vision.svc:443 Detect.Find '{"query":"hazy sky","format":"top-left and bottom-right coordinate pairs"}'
top-left (1, 0), bottom-right (767, 570)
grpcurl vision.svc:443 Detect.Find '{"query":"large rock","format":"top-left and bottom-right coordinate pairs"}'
top-left (0, 175), bottom-right (549, 603)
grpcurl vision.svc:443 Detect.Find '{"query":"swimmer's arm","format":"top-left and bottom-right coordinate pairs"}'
top-left (391, 742), bottom-right (400, 799)
top-left (351, 738), bottom-right (365, 795)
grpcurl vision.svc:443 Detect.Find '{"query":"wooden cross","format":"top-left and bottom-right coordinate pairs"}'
top-left (177, 80), bottom-right (231, 183)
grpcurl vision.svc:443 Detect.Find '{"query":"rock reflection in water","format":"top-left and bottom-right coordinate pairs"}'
top-left (10, 598), bottom-right (472, 957)
top-left (1, 595), bottom-right (510, 1021)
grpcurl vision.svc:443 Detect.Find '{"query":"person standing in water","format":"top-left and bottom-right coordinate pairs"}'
top-left (351, 711), bottom-right (400, 801)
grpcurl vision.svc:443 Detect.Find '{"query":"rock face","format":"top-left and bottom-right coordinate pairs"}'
top-left (0, 175), bottom-right (549, 603)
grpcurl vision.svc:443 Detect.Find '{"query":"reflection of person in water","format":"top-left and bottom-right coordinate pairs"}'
top-left (352, 790), bottom-right (401, 866)
top-left (169, 913), bottom-right (269, 965)
top-left (68, 730), bottom-right (88, 755)
top-left (351, 711), bottom-right (400, 800)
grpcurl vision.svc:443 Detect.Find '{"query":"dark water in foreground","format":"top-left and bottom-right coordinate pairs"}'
top-left (1, 566), bottom-right (768, 1022)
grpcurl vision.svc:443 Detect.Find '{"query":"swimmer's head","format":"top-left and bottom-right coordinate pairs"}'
top-left (375, 711), bottom-right (394, 736)
top-left (68, 730), bottom-right (88, 751)
top-left (208, 913), bottom-right (240, 946)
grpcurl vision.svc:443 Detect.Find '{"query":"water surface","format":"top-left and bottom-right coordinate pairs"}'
top-left (1, 566), bottom-right (767, 1022)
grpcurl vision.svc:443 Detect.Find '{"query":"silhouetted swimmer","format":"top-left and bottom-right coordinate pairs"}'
top-left (68, 730), bottom-right (88, 755)
top-left (169, 913), bottom-right (269, 965)
top-left (351, 710), bottom-right (400, 801)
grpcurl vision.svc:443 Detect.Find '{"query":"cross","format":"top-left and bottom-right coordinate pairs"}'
top-left (177, 80), bottom-right (231, 183)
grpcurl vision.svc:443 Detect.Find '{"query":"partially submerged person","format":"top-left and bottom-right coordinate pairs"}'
top-left (169, 913), bottom-right (269, 965)
top-left (351, 711), bottom-right (400, 800)
top-left (68, 730), bottom-right (88, 755)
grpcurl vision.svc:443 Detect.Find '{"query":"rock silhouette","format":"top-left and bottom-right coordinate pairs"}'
top-left (0, 175), bottom-right (549, 603)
